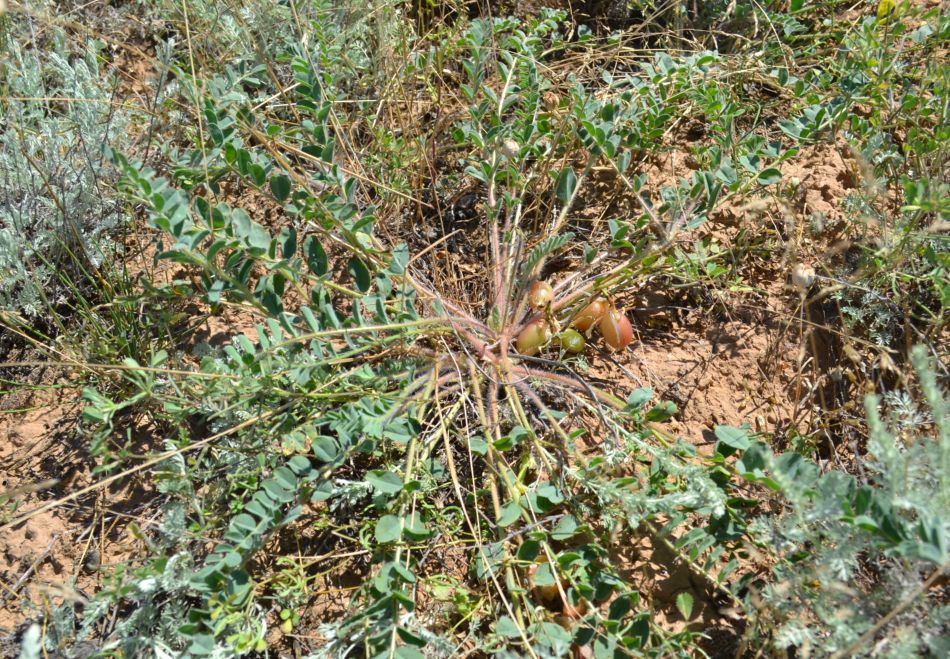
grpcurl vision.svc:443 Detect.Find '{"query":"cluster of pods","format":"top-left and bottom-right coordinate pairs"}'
top-left (515, 281), bottom-right (634, 356)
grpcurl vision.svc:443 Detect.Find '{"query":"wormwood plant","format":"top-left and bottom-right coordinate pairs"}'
top-left (0, 23), bottom-right (127, 318)
top-left (737, 346), bottom-right (950, 657)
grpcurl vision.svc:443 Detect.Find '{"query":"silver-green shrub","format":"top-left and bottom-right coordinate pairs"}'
top-left (0, 27), bottom-right (127, 315)
top-left (746, 346), bottom-right (949, 657)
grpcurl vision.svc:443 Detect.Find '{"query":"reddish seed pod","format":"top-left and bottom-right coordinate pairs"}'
top-left (500, 138), bottom-right (521, 158)
top-left (554, 614), bottom-right (574, 630)
top-left (516, 319), bottom-right (552, 356)
top-left (599, 308), bottom-right (633, 350)
top-left (526, 564), bottom-right (560, 604)
top-left (571, 298), bottom-right (608, 332)
top-left (528, 281), bottom-right (554, 309)
top-left (572, 643), bottom-right (594, 659)
top-left (561, 593), bottom-right (589, 620)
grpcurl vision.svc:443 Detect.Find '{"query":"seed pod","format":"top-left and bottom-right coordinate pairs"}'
top-left (526, 564), bottom-right (560, 604)
top-left (516, 319), bottom-right (552, 356)
top-left (561, 594), bottom-right (589, 620)
top-left (791, 263), bottom-right (816, 290)
top-left (599, 308), bottom-right (633, 350)
top-left (554, 614), bottom-right (574, 630)
top-left (500, 138), bottom-right (520, 158)
top-left (571, 298), bottom-right (608, 332)
top-left (528, 280), bottom-right (554, 309)
top-left (572, 643), bottom-right (594, 659)
top-left (557, 329), bottom-right (586, 354)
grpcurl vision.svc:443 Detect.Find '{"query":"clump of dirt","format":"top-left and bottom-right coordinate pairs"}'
top-left (0, 509), bottom-right (69, 630)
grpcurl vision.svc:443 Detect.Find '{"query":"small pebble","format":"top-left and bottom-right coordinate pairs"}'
top-left (83, 549), bottom-right (100, 573)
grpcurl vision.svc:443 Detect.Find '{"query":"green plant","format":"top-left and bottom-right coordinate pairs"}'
top-left (768, 1), bottom-right (949, 349)
top-left (5, 2), bottom-right (949, 658)
top-left (67, 9), bottom-right (759, 655)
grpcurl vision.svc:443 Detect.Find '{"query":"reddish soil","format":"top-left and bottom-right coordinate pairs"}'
top-left (1, 386), bottom-right (90, 633)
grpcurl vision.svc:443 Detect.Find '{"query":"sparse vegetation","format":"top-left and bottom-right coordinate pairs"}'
top-left (1, 1), bottom-right (947, 658)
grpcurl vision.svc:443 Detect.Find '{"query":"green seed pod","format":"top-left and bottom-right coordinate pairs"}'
top-left (558, 329), bottom-right (586, 354)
